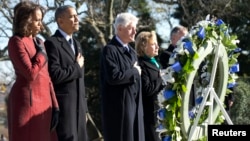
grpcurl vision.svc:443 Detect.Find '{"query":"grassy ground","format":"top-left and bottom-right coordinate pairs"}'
top-left (0, 93), bottom-right (8, 140)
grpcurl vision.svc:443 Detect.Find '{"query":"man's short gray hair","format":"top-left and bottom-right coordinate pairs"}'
top-left (55, 5), bottom-right (74, 22)
top-left (170, 25), bottom-right (188, 41)
top-left (113, 12), bottom-right (139, 34)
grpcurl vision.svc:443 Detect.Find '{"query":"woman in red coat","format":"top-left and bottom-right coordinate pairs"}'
top-left (7, 1), bottom-right (59, 141)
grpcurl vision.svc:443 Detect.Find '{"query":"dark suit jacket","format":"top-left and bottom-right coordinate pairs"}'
top-left (100, 36), bottom-right (145, 141)
top-left (44, 30), bottom-right (88, 141)
top-left (159, 44), bottom-right (175, 69)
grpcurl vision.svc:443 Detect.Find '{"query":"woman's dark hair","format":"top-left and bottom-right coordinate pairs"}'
top-left (13, 1), bottom-right (46, 37)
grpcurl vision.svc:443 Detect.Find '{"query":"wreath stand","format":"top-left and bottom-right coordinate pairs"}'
top-left (188, 39), bottom-right (233, 141)
top-left (86, 113), bottom-right (103, 141)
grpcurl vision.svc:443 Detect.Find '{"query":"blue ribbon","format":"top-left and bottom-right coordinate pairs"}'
top-left (158, 108), bottom-right (166, 120)
top-left (216, 19), bottom-right (224, 26)
top-left (227, 82), bottom-right (237, 88)
top-left (171, 61), bottom-right (182, 72)
top-left (197, 27), bottom-right (206, 39)
top-left (183, 40), bottom-right (194, 55)
top-left (163, 89), bottom-right (176, 100)
top-left (195, 96), bottom-right (203, 104)
top-left (229, 63), bottom-right (240, 73)
top-left (162, 135), bottom-right (172, 141)
top-left (189, 111), bottom-right (195, 119)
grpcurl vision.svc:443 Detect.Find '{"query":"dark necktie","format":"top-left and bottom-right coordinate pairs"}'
top-left (68, 38), bottom-right (75, 54)
top-left (124, 45), bottom-right (129, 52)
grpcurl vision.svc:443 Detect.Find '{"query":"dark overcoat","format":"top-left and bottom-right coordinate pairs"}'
top-left (44, 30), bottom-right (88, 141)
top-left (100, 36), bottom-right (145, 141)
top-left (138, 57), bottom-right (165, 141)
top-left (159, 44), bottom-right (175, 69)
top-left (7, 36), bottom-right (59, 141)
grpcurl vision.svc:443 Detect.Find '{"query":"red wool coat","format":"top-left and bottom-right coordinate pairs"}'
top-left (7, 36), bottom-right (59, 141)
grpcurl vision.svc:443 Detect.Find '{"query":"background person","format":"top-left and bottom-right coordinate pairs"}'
top-left (135, 31), bottom-right (165, 141)
top-left (44, 5), bottom-right (88, 141)
top-left (223, 87), bottom-right (235, 124)
top-left (7, 1), bottom-right (59, 141)
top-left (100, 12), bottom-right (145, 141)
top-left (159, 25), bottom-right (188, 69)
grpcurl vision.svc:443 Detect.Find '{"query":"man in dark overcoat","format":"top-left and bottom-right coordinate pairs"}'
top-left (100, 12), bottom-right (145, 141)
top-left (44, 5), bottom-right (88, 141)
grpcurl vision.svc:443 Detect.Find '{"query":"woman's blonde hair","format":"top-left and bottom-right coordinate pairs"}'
top-left (135, 31), bottom-right (156, 56)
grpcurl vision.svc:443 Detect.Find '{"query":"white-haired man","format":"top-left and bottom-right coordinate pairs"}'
top-left (100, 12), bottom-right (145, 141)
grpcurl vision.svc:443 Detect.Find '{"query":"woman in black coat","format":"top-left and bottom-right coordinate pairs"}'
top-left (135, 31), bottom-right (165, 141)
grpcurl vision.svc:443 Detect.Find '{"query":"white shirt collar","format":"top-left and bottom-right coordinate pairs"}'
top-left (58, 28), bottom-right (72, 41)
top-left (115, 36), bottom-right (128, 47)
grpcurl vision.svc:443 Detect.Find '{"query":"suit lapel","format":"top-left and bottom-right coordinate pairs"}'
top-left (143, 60), bottom-right (159, 71)
top-left (74, 38), bottom-right (82, 55)
top-left (63, 41), bottom-right (75, 59)
top-left (111, 37), bottom-right (134, 60)
top-left (55, 31), bottom-right (75, 60)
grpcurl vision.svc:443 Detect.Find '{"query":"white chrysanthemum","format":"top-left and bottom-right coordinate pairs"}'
top-left (231, 39), bottom-right (240, 45)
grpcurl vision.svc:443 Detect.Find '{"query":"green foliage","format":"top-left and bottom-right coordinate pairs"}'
top-left (172, 0), bottom-right (250, 76)
top-left (76, 20), bottom-right (103, 139)
top-left (230, 78), bottom-right (250, 124)
top-left (159, 18), bottom-right (240, 141)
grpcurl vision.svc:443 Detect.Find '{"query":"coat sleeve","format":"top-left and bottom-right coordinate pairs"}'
top-left (102, 45), bottom-right (140, 85)
top-left (8, 36), bottom-right (47, 81)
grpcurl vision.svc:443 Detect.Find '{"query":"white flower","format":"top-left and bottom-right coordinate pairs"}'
top-left (157, 91), bottom-right (165, 106)
top-left (197, 20), bottom-right (211, 28)
top-left (175, 126), bottom-right (181, 131)
top-left (231, 39), bottom-right (240, 45)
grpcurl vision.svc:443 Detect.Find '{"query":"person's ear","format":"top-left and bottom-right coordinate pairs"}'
top-left (58, 18), bottom-right (63, 24)
top-left (171, 36), bottom-right (178, 45)
top-left (118, 25), bottom-right (124, 32)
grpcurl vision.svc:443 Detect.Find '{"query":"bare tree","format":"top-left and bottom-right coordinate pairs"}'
top-left (0, 0), bottom-right (178, 139)
top-left (0, 0), bottom-right (177, 59)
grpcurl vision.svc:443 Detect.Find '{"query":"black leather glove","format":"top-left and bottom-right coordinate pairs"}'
top-left (34, 37), bottom-right (46, 54)
top-left (36, 44), bottom-right (46, 53)
top-left (35, 43), bottom-right (47, 55)
top-left (50, 108), bottom-right (60, 132)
